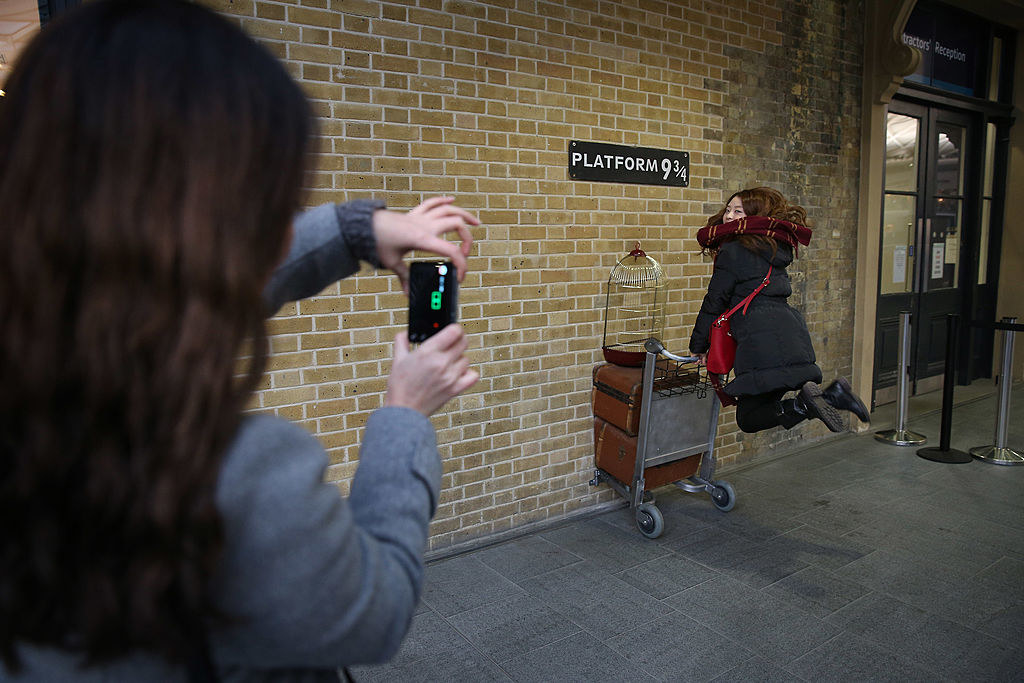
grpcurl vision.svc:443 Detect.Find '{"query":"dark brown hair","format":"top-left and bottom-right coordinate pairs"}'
top-left (0, 0), bottom-right (311, 669)
top-left (702, 186), bottom-right (809, 258)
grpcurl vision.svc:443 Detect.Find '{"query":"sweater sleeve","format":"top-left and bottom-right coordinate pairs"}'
top-left (263, 199), bottom-right (386, 315)
top-left (209, 407), bottom-right (440, 671)
top-left (689, 244), bottom-right (740, 354)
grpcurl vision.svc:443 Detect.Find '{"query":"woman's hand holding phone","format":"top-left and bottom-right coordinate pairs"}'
top-left (386, 325), bottom-right (479, 416)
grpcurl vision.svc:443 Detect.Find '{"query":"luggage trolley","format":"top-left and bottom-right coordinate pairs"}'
top-left (590, 338), bottom-right (736, 538)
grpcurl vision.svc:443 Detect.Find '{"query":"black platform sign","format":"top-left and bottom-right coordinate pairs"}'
top-left (568, 140), bottom-right (689, 187)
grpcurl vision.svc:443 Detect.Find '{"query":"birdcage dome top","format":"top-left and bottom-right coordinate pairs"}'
top-left (609, 243), bottom-right (664, 288)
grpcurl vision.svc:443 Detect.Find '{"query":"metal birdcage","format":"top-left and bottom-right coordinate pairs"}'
top-left (601, 243), bottom-right (666, 367)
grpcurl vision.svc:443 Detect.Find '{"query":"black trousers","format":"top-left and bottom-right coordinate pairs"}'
top-left (735, 389), bottom-right (804, 433)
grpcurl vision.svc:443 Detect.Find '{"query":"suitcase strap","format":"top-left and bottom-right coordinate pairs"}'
top-left (593, 379), bottom-right (636, 406)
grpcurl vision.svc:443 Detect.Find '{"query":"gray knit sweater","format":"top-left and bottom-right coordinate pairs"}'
top-left (5, 201), bottom-right (441, 682)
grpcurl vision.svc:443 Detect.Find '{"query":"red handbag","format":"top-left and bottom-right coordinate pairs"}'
top-left (706, 265), bottom-right (772, 376)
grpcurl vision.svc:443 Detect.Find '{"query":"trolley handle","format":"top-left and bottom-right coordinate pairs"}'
top-left (643, 338), bottom-right (699, 364)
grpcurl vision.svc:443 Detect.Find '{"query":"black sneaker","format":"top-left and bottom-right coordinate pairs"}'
top-left (797, 382), bottom-right (845, 432)
top-left (822, 377), bottom-right (870, 423)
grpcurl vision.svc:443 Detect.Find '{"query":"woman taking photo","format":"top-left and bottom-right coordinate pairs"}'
top-left (689, 187), bottom-right (869, 434)
top-left (0, 0), bottom-right (477, 679)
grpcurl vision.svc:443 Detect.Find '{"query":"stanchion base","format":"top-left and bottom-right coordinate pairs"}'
top-left (969, 445), bottom-right (1024, 466)
top-left (917, 447), bottom-right (972, 464)
top-left (875, 429), bottom-right (927, 446)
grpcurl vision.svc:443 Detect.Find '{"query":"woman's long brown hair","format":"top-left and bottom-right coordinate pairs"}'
top-left (702, 186), bottom-right (809, 258)
top-left (0, 0), bottom-right (310, 669)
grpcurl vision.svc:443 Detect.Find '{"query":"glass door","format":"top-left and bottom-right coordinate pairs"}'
top-left (918, 111), bottom-right (969, 381)
top-left (874, 102), bottom-right (972, 402)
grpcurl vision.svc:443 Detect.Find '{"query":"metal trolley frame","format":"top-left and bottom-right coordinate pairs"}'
top-left (590, 338), bottom-right (736, 538)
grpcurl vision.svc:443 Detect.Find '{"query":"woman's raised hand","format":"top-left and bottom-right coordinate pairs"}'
top-left (385, 325), bottom-right (479, 416)
top-left (372, 196), bottom-right (478, 294)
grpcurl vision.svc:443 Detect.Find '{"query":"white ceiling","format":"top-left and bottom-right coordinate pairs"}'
top-left (0, 0), bottom-right (41, 82)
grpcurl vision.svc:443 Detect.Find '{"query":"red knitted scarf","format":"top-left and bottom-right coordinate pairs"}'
top-left (696, 215), bottom-right (812, 254)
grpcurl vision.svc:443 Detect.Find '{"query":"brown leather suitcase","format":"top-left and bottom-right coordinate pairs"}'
top-left (593, 417), bottom-right (700, 490)
top-left (592, 363), bottom-right (644, 436)
top-left (592, 361), bottom-right (704, 436)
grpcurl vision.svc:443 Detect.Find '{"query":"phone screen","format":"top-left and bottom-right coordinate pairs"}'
top-left (408, 260), bottom-right (458, 343)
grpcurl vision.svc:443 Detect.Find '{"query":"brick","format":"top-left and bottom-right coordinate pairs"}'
top-left (262, 386), bottom-right (317, 407)
top-left (289, 43), bottom-right (342, 64)
top-left (289, 5), bottom-right (341, 28)
top-left (371, 54), bottom-right (421, 74)
top-left (332, 0), bottom-right (380, 18)
top-left (255, 3), bottom-right (285, 21)
top-left (243, 18), bottom-right (301, 42)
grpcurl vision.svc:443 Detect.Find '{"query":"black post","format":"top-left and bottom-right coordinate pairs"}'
top-left (918, 314), bottom-right (971, 464)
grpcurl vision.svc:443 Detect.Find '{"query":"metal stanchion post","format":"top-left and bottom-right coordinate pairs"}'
top-left (918, 314), bottom-right (971, 463)
top-left (876, 311), bottom-right (927, 446)
top-left (970, 316), bottom-right (1023, 466)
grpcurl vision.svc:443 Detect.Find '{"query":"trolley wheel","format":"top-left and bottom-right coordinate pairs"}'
top-left (635, 503), bottom-right (664, 539)
top-left (710, 481), bottom-right (736, 511)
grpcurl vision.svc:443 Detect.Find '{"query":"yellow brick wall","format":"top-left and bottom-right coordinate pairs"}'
top-left (209, 0), bottom-right (863, 551)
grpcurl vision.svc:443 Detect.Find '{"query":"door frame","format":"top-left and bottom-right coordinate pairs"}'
top-left (873, 91), bottom-right (1004, 406)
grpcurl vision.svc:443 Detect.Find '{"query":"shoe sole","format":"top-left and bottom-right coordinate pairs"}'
top-left (834, 377), bottom-right (870, 423)
top-left (801, 382), bottom-right (845, 432)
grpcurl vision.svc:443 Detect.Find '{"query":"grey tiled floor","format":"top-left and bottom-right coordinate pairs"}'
top-left (354, 385), bottom-right (1024, 682)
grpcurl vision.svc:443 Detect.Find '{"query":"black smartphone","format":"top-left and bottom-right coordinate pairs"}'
top-left (408, 260), bottom-right (458, 343)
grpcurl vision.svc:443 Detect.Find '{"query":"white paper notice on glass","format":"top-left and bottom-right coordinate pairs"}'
top-left (893, 246), bottom-right (907, 284)
top-left (931, 242), bottom-right (945, 279)
top-left (945, 235), bottom-right (958, 263)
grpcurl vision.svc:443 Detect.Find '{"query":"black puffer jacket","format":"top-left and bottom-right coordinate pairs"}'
top-left (689, 239), bottom-right (821, 397)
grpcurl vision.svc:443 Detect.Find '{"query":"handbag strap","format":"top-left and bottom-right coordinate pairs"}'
top-left (714, 265), bottom-right (772, 324)
top-left (707, 373), bottom-right (737, 406)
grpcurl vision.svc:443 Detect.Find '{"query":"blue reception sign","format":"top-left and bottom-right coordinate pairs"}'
top-left (568, 140), bottom-right (689, 187)
top-left (902, 3), bottom-right (985, 97)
